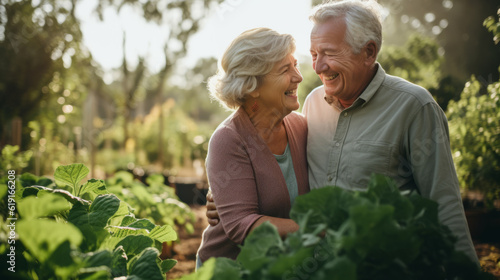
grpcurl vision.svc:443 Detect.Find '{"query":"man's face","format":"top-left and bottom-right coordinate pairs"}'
top-left (310, 17), bottom-right (370, 104)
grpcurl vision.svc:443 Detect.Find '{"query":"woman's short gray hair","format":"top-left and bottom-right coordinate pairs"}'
top-left (310, 0), bottom-right (383, 54)
top-left (208, 28), bottom-right (296, 110)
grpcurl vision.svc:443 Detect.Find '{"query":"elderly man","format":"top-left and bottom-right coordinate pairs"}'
top-left (207, 0), bottom-right (478, 264)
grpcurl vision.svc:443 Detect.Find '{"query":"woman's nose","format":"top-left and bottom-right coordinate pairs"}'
top-left (292, 68), bottom-right (303, 83)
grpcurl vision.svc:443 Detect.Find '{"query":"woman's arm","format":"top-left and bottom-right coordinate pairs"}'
top-left (249, 216), bottom-right (299, 239)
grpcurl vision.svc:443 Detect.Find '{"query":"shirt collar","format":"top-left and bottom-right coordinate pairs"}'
top-left (357, 63), bottom-right (386, 107)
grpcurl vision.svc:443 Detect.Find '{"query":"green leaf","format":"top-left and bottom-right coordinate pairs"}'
top-left (111, 246), bottom-right (128, 277)
top-left (126, 219), bottom-right (156, 231)
top-left (24, 185), bottom-right (91, 206)
top-left (181, 257), bottom-right (242, 280)
top-left (68, 194), bottom-right (120, 229)
top-left (17, 219), bottom-right (82, 262)
top-left (80, 179), bottom-right (107, 196)
top-left (19, 172), bottom-right (39, 187)
top-left (17, 191), bottom-right (71, 219)
top-left (267, 247), bottom-right (314, 277)
top-left (145, 174), bottom-right (165, 186)
top-left (291, 186), bottom-right (362, 231)
top-left (115, 235), bottom-right (154, 258)
top-left (128, 247), bottom-right (163, 280)
top-left (148, 225), bottom-right (177, 243)
top-left (47, 240), bottom-right (80, 279)
top-left (237, 222), bottom-right (282, 271)
top-left (81, 250), bottom-right (113, 268)
top-left (160, 259), bottom-right (177, 273)
top-left (54, 163), bottom-right (89, 194)
top-left (108, 226), bottom-right (150, 238)
top-left (321, 256), bottom-right (357, 280)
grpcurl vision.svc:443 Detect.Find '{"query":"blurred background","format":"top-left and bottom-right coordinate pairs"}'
top-left (0, 0), bottom-right (498, 182)
top-left (0, 0), bottom-right (499, 277)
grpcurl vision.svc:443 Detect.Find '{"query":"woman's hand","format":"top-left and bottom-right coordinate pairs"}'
top-left (206, 189), bottom-right (220, 226)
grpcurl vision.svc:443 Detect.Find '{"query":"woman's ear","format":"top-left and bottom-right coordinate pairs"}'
top-left (249, 90), bottom-right (260, 99)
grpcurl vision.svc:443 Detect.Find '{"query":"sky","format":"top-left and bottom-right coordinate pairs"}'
top-left (76, 0), bottom-right (315, 82)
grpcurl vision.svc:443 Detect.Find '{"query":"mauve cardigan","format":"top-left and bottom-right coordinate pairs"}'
top-left (197, 107), bottom-right (309, 262)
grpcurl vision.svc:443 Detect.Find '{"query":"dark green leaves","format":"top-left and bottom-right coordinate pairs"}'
top-left (237, 222), bottom-right (283, 271)
top-left (186, 174), bottom-right (490, 280)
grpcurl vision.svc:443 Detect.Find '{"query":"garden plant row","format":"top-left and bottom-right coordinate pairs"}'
top-left (184, 175), bottom-right (496, 280)
top-left (0, 163), bottom-right (194, 279)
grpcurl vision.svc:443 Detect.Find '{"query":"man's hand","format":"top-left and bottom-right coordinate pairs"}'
top-left (206, 189), bottom-right (220, 226)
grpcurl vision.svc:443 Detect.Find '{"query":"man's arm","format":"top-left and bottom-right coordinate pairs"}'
top-left (406, 102), bottom-right (479, 264)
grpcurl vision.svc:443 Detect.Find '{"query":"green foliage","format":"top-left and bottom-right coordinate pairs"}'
top-left (105, 171), bottom-right (196, 234)
top-left (183, 175), bottom-right (494, 280)
top-left (0, 163), bottom-right (179, 279)
top-left (447, 74), bottom-right (500, 207)
top-left (484, 9), bottom-right (500, 45)
top-left (0, 145), bottom-right (33, 176)
top-left (379, 34), bottom-right (443, 91)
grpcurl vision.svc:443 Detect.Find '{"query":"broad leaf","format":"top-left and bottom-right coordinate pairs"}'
top-left (160, 259), bottom-right (177, 273)
top-left (80, 179), bottom-right (107, 196)
top-left (148, 225), bottom-right (177, 243)
top-left (54, 163), bottom-right (89, 194)
top-left (115, 235), bottom-right (154, 258)
top-left (128, 248), bottom-right (163, 280)
top-left (111, 246), bottom-right (128, 277)
top-left (68, 194), bottom-right (120, 229)
top-left (17, 219), bottom-right (82, 262)
top-left (17, 191), bottom-right (71, 219)
top-left (237, 222), bottom-right (282, 271)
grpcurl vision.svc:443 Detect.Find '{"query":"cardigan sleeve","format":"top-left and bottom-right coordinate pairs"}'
top-left (205, 126), bottom-right (264, 244)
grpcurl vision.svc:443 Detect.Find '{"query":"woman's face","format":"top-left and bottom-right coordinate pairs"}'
top-left (257, 53), bottom-right (303, 116)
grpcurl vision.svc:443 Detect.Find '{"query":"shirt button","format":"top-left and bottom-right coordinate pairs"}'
top-left (344, 112), bottom-right (348, 117)
top-left (335, 143), bottom-right (340, 147)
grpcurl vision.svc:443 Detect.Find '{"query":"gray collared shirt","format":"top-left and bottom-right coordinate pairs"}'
top-left (302, 64), bottom-right (478, 263)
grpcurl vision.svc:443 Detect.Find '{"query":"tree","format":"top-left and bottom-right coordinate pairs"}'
top-left (0, 0), bottom-right (87, 150)
top-left (95, 0), bottom-right (223, 166)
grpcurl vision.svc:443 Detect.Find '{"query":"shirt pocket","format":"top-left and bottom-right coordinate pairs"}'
top-left (347, 141), bottom-right (393, 188)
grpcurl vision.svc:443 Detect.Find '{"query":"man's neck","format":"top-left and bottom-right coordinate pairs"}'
top-left (338, 64), bottom-right (378, 109)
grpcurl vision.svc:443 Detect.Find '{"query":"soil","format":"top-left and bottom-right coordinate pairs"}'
top-left (165, 205), bottom-right (208, 280)
top-left (165, 205), bottom-right (500, 279)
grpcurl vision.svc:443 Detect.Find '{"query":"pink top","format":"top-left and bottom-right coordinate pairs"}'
top-left (197, 107), bottom-right (309, 262)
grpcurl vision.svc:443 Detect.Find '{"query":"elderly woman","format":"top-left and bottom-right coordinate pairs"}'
top-left (196, 28), bottom-right (309, 266)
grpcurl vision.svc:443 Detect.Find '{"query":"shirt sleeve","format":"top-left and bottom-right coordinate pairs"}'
top-left (405, 102), bottom-right (479, 264)
top-left (205, 127), bottom-right (264, 244)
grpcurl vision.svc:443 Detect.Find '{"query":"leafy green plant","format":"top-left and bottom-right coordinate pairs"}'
top-left (0, 163), bottom-right (178, 279)
top-left (105, 171), bottom-right (195, 235)
top-left (0, 145), bottom-right (33, 176)
top-left (447, 73), bottom-right (500, 208)
top-left (184, 175), bottom-right (495, 280)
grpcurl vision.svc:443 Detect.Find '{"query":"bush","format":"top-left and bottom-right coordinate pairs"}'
top-left (447, 72), bottom-right (500, 208)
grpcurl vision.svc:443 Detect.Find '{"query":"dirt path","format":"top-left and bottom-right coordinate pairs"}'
top-left (166, 205), bottom-right (208, 280)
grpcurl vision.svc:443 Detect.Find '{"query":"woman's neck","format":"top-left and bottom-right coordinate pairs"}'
top-left (242, 103), bottom-right (288, 154)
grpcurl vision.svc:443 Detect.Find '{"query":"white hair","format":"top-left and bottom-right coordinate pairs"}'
top-left (208, 28), bottom-right (296, 110)
top-left (310, 0), bottom-right (383, 54)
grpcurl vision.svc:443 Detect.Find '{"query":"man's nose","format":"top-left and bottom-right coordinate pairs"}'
top-left (314, 56), bottom-right (328, 74)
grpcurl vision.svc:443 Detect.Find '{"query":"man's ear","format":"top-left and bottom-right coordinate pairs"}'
top-left (364, 40), bottom-right (378, 64)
